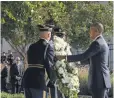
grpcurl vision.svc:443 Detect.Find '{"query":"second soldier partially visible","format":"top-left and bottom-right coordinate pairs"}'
top-left (22, 25), bottom-right (55, 98)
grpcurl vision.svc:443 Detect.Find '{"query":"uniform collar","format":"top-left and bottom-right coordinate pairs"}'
top-left (40, 38), bottom-right (49, 43)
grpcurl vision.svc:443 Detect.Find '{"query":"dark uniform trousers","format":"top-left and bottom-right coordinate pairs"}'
top-left (24, 88), bottom-right (47, 98)
top-left (24, 66), bottom-right (47, 98)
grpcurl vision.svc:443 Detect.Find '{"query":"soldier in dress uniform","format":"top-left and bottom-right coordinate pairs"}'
top-left (22, 25), bottom-right (55, 98)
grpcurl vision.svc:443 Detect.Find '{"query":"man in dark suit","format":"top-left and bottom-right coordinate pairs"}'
top-left (10, 61), bottom-right (21, 93)
top-left (1, 63), bottom-right (8, 92)
top-left (22, 25), bottom-right (55, 98)
top-left (7, 51), bottom-right (14, 66)
top-left (1, 52), bottom-right (7, 64)
top-left (57, 22), bottom-right (111, 98)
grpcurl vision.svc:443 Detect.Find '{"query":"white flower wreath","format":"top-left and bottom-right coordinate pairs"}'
top-left (54, 35), bottom-right (80, 98)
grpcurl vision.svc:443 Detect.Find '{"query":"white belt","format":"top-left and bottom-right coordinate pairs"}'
top-left (28, 64), bottom-right (44, 68)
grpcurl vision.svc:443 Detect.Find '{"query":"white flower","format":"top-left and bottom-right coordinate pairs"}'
top-left (63, 76), bottom-right (71, 83)
top-left (61, 61), bottom-right (66, 68)
top-left (67, 82), bottom-right (73, 89)
top-left (54, 34), bottom-right (79, 96)
top-left (62, 73), bottom-right (66, 78)
top-left (54, 36), bottom-right (67, 51)
top-left (68, 73), bottom-right (73, 77)
top-left (54, 43), bottom-right (62, 51)
top-left (55, 60), bottom-right (66, 69)
top-left (72, 67), bottom-right (78, 75)
top-left (61, 78), bottom-right (66, 84)
top-left (66, 45), bottom-right (72, 55)
top-left (55, 61), bottom-right (62, 68)
top-left (58, 67), bottom-right (64, 74)
top-left (72, 76), bottom-right (79, 87)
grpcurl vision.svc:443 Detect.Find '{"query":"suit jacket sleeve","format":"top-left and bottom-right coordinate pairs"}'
top-left (1, 67), bottom-right (7, 78)
top-left (81, 59), bottom-right (90, 65)
top-left (44, 44), bottom-right (54, 80)
top-left (67, 41), bottom-right (101, 62)
top-left (10, 64), bottom-right (19, 80)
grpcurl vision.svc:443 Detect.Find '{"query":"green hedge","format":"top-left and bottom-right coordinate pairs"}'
top-left (78, 67), bottom-right (90, 95)
top-left (1, 92), bottom-right (24, 98)
top-left (78, 67), bottom-right (113, 97)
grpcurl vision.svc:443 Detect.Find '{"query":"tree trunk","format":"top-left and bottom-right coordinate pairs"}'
top-left (23, 53), bottom-right (28, 70)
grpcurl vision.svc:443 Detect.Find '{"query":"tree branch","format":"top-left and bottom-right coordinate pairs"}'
top-left (7, 39), bottom-right (25, 58)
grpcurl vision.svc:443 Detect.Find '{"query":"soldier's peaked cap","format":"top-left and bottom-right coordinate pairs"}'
top-left (37, 24), bottom-right (52, 32)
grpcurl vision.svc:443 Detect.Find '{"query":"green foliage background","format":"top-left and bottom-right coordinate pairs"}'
top-left (78, 68), bottom-right (113, 97)
top-left (1, 92), bottom-right (24, 98)
top-left (1, 1), bottom-right (113, 57)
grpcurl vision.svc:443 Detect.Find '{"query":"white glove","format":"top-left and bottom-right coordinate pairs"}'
top-left (46, 79), bottom-right (50, 86)
top-left (16, 76), bottom-right (21, 80)
top-left (77, 61), bottom-right (81, 64)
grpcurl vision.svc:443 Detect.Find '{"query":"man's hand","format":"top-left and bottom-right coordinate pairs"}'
top-left (56, 55), bottom-right (66, 60)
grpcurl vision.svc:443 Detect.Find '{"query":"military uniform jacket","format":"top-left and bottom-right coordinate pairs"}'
top-left (22, 39), bottom-right (54, 91)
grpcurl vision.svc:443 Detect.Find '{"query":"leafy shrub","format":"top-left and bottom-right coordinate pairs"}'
top-left (78, 67), bottom-right (90, 95)
top-left (78, 67), bottom-right (113, 97)
top-left (1, 92), bottom-right (24, 98)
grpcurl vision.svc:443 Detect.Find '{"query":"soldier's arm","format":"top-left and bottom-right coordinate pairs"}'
top-left (44, 44), bottom-right (54, 81)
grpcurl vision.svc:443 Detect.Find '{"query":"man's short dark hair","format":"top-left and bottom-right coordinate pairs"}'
top-left (91, 22), bottom-right (104, 34)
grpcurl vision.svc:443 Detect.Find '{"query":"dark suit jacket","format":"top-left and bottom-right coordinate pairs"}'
top-left (7, 54), bottom-right (14, 65)
top-left (1, 66), bottom-right (7, 90)
top-left (10, 63), bottom-right (19, 84)
top-left (22, 39), bottom-right (54, 91)
top-left (67, 36), bottom-right (111, 90)
top-left (1, 55), bottom-right (7, 63)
